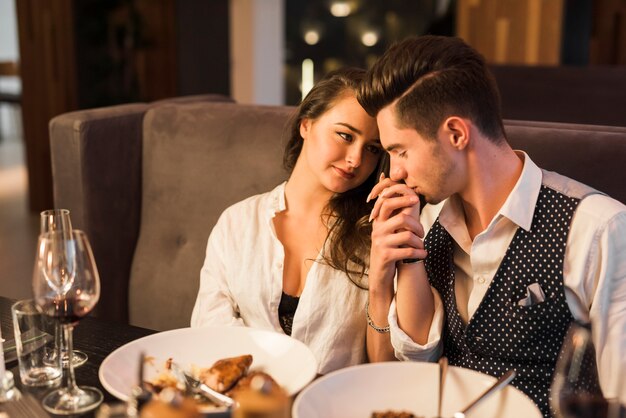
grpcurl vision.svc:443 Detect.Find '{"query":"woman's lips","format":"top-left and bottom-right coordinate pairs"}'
top-left (333, 166), bottom-right (355, 179)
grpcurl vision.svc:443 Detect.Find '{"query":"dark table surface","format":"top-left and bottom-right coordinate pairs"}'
top-left (1, 295), bottom-right (156, 416)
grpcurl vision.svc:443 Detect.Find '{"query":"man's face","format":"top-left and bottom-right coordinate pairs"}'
top-left (376, 105), bottom-right (461, 205)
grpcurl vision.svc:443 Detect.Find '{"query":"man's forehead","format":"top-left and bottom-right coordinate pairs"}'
top-left (377, 114), bottom-right (419, 148)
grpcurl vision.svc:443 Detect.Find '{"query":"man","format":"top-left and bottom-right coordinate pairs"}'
top-left (359, 35), bottom-right (626, 417)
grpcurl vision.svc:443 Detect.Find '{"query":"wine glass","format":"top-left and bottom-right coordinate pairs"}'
top-left (551, 321), bottom-right (608, 418)
top-left (33, 229), bottom-right (103, 415)
top-left (40, 209), bottom-right (88, 368)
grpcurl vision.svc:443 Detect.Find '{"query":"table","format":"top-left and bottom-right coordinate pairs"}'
top-left (1, 295), bottom-right (156, 416)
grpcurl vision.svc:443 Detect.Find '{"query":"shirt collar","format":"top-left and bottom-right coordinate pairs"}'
top-left (268, 181), bottom-right (288, 217)
top-left (498, 151), bottom-right (542, 232)
top-left (438, 151), bottom-right (542, 236)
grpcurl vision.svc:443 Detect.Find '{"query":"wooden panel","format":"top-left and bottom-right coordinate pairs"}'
top-left (501, 0), bottom-right (529, 64)
top-left (456, 0), bottom-right (564, 65)
top-left (16, 0), bottom-right (77, 211)
top-left (591, 0), bottom-right (626, 64)
top-left (538, 0), bottom-right (565, 64)
top-left (134, 0), bottom-right (177, 101)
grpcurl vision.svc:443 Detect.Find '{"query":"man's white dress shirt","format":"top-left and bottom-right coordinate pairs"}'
top-left (191, 182), bottom-right (368, 375)
top-left (389, 152), bottom-right (626, 399)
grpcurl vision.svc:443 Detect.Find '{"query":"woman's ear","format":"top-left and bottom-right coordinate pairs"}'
top-left (442, 116), bottom-right (469, 150)
top-left (299, 118), bottom-right (311, 140)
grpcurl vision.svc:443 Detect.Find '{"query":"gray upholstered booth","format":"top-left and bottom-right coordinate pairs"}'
top-left (49, 98), bottom-right (626, 331)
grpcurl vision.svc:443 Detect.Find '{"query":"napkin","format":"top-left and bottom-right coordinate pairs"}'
top-left (517, 282), bottom-right (546, 306)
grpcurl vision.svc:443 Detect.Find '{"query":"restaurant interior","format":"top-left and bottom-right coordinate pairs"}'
top-left (0, 0), bottom-right (625, 416)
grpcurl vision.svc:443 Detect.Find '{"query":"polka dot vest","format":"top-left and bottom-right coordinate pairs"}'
top-left (424, 185), bottom-right (602, 417)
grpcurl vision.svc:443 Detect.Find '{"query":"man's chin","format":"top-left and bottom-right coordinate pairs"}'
top-left (423, 194), bottom-right (444, 206)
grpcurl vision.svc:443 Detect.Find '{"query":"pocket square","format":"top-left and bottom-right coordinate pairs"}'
top-left (517, 282), bottom-right (546, 306)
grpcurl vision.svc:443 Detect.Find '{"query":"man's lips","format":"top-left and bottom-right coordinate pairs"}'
top-left (333, 166), bottom-right (355, 179)
top-left (405, 184), bottom-right (419, 194)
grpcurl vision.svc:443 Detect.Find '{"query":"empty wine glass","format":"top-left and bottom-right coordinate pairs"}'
top-left (33, 229), bottom-right (103, 415)
top-left (551, 321), bottom-right (608, 418)
top-left (40, 209), bottom-right (88, 368)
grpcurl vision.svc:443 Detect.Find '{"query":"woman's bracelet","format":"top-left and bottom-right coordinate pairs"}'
top-left (365, 300), bottom-right (390, 333)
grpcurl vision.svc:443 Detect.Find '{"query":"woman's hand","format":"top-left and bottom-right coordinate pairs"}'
top-left (365, 174), bottom-right (429, 361)
top-left (367, 175), bottom-right (427, 293)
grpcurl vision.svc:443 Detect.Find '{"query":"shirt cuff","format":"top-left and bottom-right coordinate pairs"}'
top-left (388, 286), bottom-right (444, 362)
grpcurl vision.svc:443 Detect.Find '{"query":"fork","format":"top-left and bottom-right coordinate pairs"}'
top-left (437, 357), bottom-right (448, 418)
top-left (169, 361), bottom-right (235, 408)
top-left (452, 369), bottom-right (517, 418)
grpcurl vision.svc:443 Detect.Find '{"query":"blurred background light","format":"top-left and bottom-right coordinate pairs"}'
top-left (361, 31), bottom-right (379, 47)
top-left (330, 1), bottom-right (352, 17)
top-left (304, 30), bottom-right (320, 45)
top-left (301, 58), bottom-right (314, 100)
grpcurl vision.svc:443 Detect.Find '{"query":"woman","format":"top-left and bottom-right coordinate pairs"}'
top-left (191, 68), bottom-right (386, 374)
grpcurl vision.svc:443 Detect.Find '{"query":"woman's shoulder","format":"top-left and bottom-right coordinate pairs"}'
top-left (219, 182), bottom-right (286, 221)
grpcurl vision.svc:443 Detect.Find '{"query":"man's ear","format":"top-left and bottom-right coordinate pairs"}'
top-left (442, 116), bottom-right (469, 150)
top-left (299, 118), bottom-right (311, 140)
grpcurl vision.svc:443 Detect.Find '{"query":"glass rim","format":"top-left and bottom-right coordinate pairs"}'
top-left (11, 298), bottom-right (40, 314)
top-left (40, 208), bottom-right (70, 216)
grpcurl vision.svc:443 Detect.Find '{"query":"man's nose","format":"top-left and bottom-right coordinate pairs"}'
top-left (390, 163), bottom-right (406, 181)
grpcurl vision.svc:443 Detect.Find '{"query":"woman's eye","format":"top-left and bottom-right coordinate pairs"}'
top-left (337, 132), bottom-right (352, 142)
top-left (366, 144), bottom-right (382, 155)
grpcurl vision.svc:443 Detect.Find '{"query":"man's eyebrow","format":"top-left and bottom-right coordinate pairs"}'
top-left (385, 143), bottom-right (401, 152)
top-left (334, 122), bottom-right (362, 135)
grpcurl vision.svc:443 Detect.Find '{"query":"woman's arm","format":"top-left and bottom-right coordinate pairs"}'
top-left (366, 181), bottom-right (432, 360)
top-left (190, 213), bottom-right (244, 328)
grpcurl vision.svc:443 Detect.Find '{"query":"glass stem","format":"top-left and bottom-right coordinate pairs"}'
top-left (62, 324), bottom-right (78, 393)
top-left (57, 322), bottom-right (65, 357)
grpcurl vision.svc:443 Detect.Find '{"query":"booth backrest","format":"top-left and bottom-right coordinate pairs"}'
top-left (50, 98), bottom-right (626, 330)
top-left (128, 102), bottom-right (292, 330)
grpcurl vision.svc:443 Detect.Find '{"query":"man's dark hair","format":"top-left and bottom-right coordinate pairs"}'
top-left (358, 35), bottom-right (505, 142)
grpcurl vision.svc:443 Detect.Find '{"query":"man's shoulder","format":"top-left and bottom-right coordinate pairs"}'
top-left (541, 169), bottom-right (599, 201)
top-left (541, 169), bottom-right (626, 224)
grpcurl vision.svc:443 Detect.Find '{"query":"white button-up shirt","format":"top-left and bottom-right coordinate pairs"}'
top-left (389, 152), bottom-right (626, 399)
top-left (191, 182), bottom-right (368, 374)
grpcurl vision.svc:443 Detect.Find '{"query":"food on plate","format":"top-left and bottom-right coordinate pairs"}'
top-left (140, 391), bottom-right (201, 418)
top-left (371, 412), bottom-right (419, 418)
top-left (199, 354), bottom-right (253, 393)
top-left (145, 354), bottom-right (285, 410)
top-left (226, 370), bottom-right (283, 398)
top-left (231, 373), bottom-right (290, 418)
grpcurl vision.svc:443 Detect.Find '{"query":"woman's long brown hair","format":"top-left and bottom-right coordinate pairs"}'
top-left (283, 67), bottom-right (384, 289)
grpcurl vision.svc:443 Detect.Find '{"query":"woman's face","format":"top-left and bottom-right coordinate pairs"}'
top-left (299, 92), bottom-right (382, 194)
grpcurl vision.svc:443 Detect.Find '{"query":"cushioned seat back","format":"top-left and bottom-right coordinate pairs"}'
top-left (129, 102), bottom-right (293, 330)
top-left (505, 120), bottom-right (626, 204)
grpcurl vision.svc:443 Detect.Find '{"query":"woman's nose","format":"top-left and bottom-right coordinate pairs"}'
top-left (346, 147), bottom-right (362, 168)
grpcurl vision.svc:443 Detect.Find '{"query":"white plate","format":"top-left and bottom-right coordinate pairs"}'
top-left (99, 326), bottom-right (318, 403)
top-left (293, 362), bottom-right (541, 418)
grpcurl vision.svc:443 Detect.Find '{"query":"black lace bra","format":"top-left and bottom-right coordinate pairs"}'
top-left (278, 291), bottom-right (300, 336)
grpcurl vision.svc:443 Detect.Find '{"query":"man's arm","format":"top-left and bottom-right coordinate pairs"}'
top-left (587, 211), bottom-right (626, 400)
